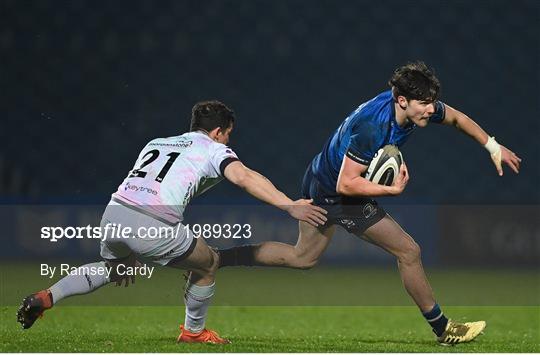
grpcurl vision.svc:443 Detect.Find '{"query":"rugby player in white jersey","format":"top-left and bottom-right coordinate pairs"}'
top-left (17, 100), bottom-right (327, 344)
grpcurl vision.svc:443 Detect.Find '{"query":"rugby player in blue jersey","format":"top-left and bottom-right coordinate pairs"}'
top-left (219, 61), bottom-right (521, 345)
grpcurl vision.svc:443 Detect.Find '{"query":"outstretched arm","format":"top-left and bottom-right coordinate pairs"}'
top-left (441, 104), bottom-right (522, 175)
top-left (223, 161), bottom-right (327, 226)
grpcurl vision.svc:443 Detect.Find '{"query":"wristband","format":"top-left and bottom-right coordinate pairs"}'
top-left (484, 136), bottom-right (500, 155)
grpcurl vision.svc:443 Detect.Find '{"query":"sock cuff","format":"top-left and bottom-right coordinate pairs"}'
top-left (185, 282), bottom-right (215, 300)
top-left (423, 303), bottom-right (443, 322)
top-left (48, 284), bottom-right (63, 305)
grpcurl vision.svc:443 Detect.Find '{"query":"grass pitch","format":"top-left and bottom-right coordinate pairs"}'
top-left (1, 266), bottom-right (539, 352)
top-left (1, 306), bottom-right (538, 352)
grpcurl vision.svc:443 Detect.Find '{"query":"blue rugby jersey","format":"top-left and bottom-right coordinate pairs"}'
top-left (311, 90), bottom-right (445, 193)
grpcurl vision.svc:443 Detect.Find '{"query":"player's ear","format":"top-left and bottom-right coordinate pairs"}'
top-left (208, 127), bottom-right (223, 137)
top-left (397, 95), bottom-right (408, 109)
top-left (207, 127), bottom-right (221, 141)
top-left (215, 127), bottom-right (226, 138)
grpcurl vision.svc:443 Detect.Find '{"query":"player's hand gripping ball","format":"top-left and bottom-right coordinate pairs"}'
top-left (364, 145), bottom-right (404, 186)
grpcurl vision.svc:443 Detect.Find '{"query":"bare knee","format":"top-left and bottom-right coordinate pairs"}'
top-left (190, 249), bottom-right (218, 283)
top-left (208, 249), bottom-right (219, 274)
top-left (396, 239), bottom-right (422, 265)
top-left (292, 250), bottom-right (320, 270)
top-left (297, 258), bottom-right (318, 270)
top-left (289, 225), bottom-right (333, 270)
top-left (200, 249), bottom-right (219, 275)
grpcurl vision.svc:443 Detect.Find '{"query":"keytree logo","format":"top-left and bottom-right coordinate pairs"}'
top-left (124, 182), bottom-right (158, 195)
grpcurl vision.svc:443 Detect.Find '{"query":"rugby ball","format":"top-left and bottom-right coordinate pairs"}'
top-left (364, 145), bottom-right (403, 186)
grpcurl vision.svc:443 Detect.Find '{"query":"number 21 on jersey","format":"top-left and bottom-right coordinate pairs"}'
top-left (129, 149), bottom-right (180, 183)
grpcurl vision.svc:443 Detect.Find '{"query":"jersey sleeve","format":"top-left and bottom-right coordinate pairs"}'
top-left (209, 144), bottom-right (240, 177)
top-left (346, 123), bottom-right (380, 165)
top-left (429, 101), bottom-right (446, 124)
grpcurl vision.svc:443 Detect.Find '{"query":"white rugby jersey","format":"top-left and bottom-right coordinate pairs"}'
top-left (112, 131), bottom-right (239, 224)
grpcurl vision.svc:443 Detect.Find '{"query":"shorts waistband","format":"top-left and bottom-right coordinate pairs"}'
top-left (110, 197), bottom-right (178, 227)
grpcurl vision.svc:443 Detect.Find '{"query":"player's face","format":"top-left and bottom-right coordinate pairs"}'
top-left (404, 100), bottom-right (435, 127)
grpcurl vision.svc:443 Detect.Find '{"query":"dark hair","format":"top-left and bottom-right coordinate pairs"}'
top-left (190, 100), bottom-right (235, 132)
top-left (388, 61), bottom-right (440, 102)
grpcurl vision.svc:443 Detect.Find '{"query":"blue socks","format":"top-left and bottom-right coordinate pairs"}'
top-left (422, 303), bottom-right (449, 337)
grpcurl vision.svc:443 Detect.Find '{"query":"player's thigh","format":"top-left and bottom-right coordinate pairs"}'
top-left (360, 214), bottom-right (417, 257)
top-left (296, 221), bottom-right (336, 260)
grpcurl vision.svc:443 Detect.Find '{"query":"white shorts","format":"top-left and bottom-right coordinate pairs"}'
top-left (99, 199), bottom-right (195, 266)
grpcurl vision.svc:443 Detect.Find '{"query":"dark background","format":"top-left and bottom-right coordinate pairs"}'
top-left (1, 0), bottom-right (538, 204)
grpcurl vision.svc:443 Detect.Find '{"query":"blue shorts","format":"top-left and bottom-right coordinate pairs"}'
top-left (301, 165), bottom-right (386, 234)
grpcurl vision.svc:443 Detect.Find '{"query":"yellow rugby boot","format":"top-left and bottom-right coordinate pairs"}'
top-left (437, 319), bottom-right (486, 345)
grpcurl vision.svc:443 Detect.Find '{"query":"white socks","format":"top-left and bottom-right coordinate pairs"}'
top-left (48, 261), bottom-right (111, 304)
top-left (184, 282), bottom-right (215, 333)
top-left (47, 261), bottom-right (215, 334)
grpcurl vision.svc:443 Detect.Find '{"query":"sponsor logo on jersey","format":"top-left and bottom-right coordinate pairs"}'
top-left (149, 140), bottom-right (193, 148)
top-left (124, 182), bottom-right (158, 195)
